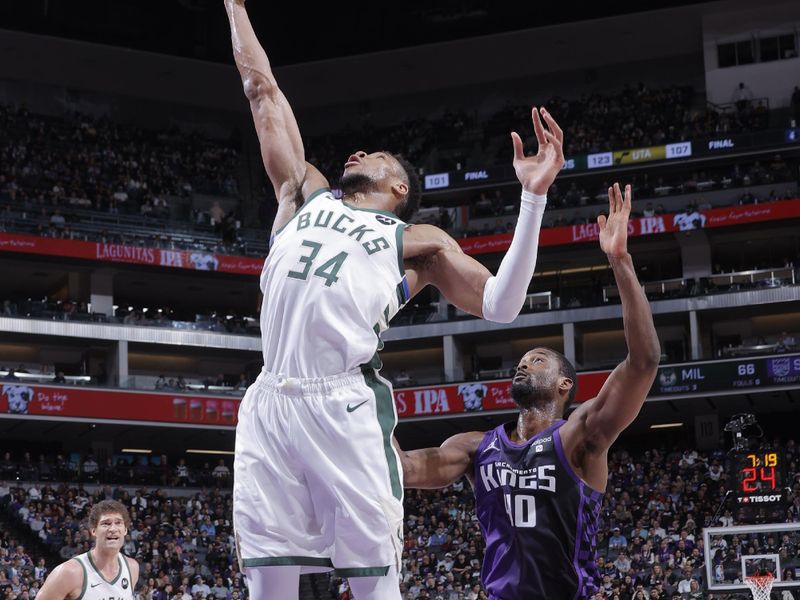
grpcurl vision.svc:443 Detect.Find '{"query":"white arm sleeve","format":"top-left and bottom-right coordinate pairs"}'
top-left (481, 191), bottom-right (547, 323)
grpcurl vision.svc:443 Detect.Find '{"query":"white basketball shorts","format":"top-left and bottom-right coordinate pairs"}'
top-left (233, 368), bottom-right (404, 577)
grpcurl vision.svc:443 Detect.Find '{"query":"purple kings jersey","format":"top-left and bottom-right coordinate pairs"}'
top-left (473, 420), bottom-right (603, 600)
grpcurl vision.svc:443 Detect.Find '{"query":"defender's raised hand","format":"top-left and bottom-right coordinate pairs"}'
top-left (598, 183), bottom-right (632, 258)
top-left (511, 107), bottom-right (565, 195)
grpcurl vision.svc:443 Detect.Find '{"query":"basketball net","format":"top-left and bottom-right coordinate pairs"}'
top-left (744, 574), bottom-right (775, 600)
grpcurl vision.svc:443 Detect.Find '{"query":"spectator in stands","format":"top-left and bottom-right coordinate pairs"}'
top-left (155, 374), bottom-right (167, 390)
top-left (210, 576), bottom-right (229, 598)
top-left (212, 459), bottom-right (231, 483)
top-left (609, 527), bottom-right (628, 557)
top-left (732, 82), bottom-right (754, 112)
top-left (210, 202), bottom-right (225, 231)
top-left (175, 459), bottom-right (190, 486)
top-left (33, 558), bottom-right (47, 581)
top-left (235, 373), bottom-right (248, 391)
top-left (191, 575), bottom-right (211, 596)
top-left (49, 210), bottom-right (66, 229)
top-left (53, 371), bottom-right (66, 384)
top-left (707, 460), bottom-right (724, 481)
top-left (82, 456), bottom-right (99, 481)
top-left (395, 370), bottom-right (412, 387)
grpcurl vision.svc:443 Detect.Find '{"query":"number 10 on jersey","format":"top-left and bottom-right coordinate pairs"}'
top-left (504, 493), bottom-right (536, 528)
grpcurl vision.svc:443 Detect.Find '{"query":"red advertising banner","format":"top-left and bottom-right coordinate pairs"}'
top-left (394, 370), bottom-right (610, 418)
top-left (1, 200), bottom-right (798, 268)
top-left (0, 370), bottom-right (613, 426)
top-left (0, 234), bottom-right (264, 276)
top-left (0, 383), bottom-right (240, 427)
top-left (458, 198), bottom-right (800, 255)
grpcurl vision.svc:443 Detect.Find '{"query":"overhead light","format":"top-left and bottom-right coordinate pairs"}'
top-left (650, 423), bottom-right (684, 429)
top-left (186, 449), bottom-right (235, 455)
top-left (127, 306), bottom-right (134, 311)
top-left (122, 448), bottom-right (152, 454)
top-left (142, 307), bottom-right (149, 313)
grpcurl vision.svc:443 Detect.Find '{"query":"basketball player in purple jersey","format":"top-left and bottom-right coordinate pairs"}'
top-left (397, 183), bottom-right (660, 599)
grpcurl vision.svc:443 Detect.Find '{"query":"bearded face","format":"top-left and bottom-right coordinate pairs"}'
top-left (510, 367), bottom-right (559, 410)
top-left (340, 170), bottom-right (378, 196)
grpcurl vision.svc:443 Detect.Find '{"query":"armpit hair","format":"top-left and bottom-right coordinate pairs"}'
top-left (293, 188), bottom-right (304, 211)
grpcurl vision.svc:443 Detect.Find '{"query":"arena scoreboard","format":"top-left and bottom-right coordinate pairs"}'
top-left (653, 354), bottom-right (800, 396)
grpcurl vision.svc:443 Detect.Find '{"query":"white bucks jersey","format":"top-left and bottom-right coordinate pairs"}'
top-left (73, 552), bottom-right (134, 600)
top-left (261, 189), bottom-right (409, 376)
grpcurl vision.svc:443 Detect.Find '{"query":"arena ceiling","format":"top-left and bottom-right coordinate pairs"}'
top-left (0, 0), bottom-right (715, 66)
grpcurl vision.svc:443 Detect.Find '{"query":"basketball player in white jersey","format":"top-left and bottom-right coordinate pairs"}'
top-left (224, 1), bottom-right (564, 598)
top-left (36, 500), bottom-right (139, 600)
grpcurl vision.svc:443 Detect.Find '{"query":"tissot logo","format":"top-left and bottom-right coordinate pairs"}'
top-left (738, 494), bottom-right (782, 503)
top-left (463, 170), bottom-right (489, 181)
top-left (708, 138), bottom-right (734, 149)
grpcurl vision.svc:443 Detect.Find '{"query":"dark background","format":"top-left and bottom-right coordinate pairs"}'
top-left (1, 0), bottom-right (714, 66)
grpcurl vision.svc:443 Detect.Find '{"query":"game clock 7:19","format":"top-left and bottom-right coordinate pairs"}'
top-left (740, 452), bottom-right (779, 493)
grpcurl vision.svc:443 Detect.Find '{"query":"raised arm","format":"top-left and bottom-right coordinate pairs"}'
top-left (567, 184), bottom-right (661, 455)
top-left (394, 432), bottom-right (483, 489)
top-left (224, 0), bottom-right (327, 232)
top-left (404, 108), bottom-right (563, 322)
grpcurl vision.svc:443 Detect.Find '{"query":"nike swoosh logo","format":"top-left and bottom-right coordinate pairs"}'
top-left (346, 400), bottom-right (369, 413)
top-left (91, 583), bottom-right (103, 588)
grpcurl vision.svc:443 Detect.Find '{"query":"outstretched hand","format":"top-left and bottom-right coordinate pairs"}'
top-left (511, 107), bottom-right (565, 196)
top-left (598, 183), bottom-right (631, 258)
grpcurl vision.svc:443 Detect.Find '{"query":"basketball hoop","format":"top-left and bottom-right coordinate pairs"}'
top-left (744, 573), bottom-right (775, 600)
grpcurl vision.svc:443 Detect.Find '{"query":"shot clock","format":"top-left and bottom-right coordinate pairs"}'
top-left (732, 450), bottom-right (786, 506)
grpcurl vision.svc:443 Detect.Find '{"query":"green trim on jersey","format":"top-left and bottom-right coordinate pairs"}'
top-left (242, 556), bottom-right (333, 568)
top-left (334, 566), bottom-right (390, 577)
top-left (370, 323), bottom-right (384, 363)
top-left (359, 364), bottom-right (402, 500)
top-left (272, 187), bottom-right (330, 237)
top-left (240, 557), bottom-right (388, 577)
top-left (87, 551), bottom-right (123, 585)
top-left (343, 204), bottom-right (399, 219)
top-left (394, 223), bottom-right (406, 279)
top-left (122, 554), bottom-right (134, 590)
top-left (75, 557), bottom-right (88, 600)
